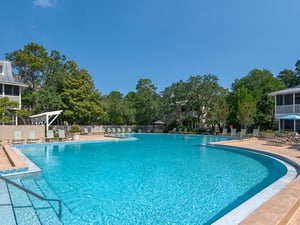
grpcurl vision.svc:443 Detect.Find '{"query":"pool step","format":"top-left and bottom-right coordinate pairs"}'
top-left (21, 179), bottom-right (63, 225)
top-left (7, 178), bottom-right (63, 225)
top-left (0, 179), bottom-right (17, 225)
top-left (32, 179), bottom-right (77, 224)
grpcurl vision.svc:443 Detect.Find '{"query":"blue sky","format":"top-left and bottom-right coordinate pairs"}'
top-left (1, 0), bottom-right (300, 95)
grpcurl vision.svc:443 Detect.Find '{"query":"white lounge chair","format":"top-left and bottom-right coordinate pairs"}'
top-left (46, 130), bottom-right (55, 142)
top-left (27, 130), bottom-right (39, 143)
top-left (221, 128), bottom-right (228, 136)
top-left (58, 130), bottom-right (66, 141)
top-left (239, 129), bottom-right (247, 141)
top-left (82, 128), bottom-right (89, 135)
top-left (230, 128), bottom-right (237, 136)
top-left (12, 130), bottom-right (25, 144)
top-left (252, 129), bottom-right (260, 137)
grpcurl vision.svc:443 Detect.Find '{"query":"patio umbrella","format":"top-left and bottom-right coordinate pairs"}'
top-left (278, 114), bottom-right (300, 120)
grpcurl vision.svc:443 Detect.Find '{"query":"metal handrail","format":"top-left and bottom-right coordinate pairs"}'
top-left (0, 175), bottom-right (62, 219)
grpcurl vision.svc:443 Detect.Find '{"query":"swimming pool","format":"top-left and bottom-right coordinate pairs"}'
top-left (16, 134), bottom-right (289, 224)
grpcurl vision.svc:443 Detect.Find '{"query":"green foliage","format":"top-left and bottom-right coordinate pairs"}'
top-left (234, 87), bottom-right (256, 128)
top-left (166, 120), bottom-right (180, 131)
top-left (69, 125), bottom-right (81, 133)
top-left (0, 97), bottom-right (19, 124)
top-left (161, 80), bottom-right (188, 123)
top-left (161, 74), bottom-right (228, 131)
top-left (6, 42), bottom-right (48, 90)
top-left (277, 69), bottom-right (297, 88)
top-left (60, 65), bottom-right (104, 124)
top-left (5, 42), bottom-right (295, 129)
top-left (34, 86), bottom-right (63, 113)
top-left (230, 69), bottom-right (284, 129)
top-left (6, 43), bottom-right (105, 125)
top-left (263, 129), bottom-right (274, 133)
top-left (134, 78), bottom-right (162, 125)
top-left (277, 60), bottom-right (300, 88)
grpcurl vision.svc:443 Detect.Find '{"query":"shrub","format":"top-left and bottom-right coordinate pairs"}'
top-left (70, 125), bottom-right (81, 133)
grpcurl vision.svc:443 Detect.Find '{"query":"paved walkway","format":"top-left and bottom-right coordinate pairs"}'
top-left (0, 146), bottom-right (12, 170)
top-left (215, 138), bottom-right (300, 225)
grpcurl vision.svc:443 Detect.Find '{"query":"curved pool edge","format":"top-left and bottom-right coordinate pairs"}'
top-left (211, 143), bottom-right (297, 225)
top-left (4, 137), bottom-right (138, 177)
top-left (211, 139), bottom-right (300, 225)
top-left (6, 136), bottom-right (300, 224)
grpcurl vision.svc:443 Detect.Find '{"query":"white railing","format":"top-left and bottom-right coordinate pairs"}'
top-left (295, 104), bottom-right (300, 113)
top-left (275, 104), bottom-right (300, 114)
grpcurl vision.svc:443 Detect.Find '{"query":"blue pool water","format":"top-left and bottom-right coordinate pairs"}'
top-left (16, 134), bottom-right (287, 224)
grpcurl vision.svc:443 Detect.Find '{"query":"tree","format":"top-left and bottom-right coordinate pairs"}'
top-left (231, 69), bottom-right (284, 129)
top-left (161, 80), bottom-right (188, 124)
top-left (213, 88), bottom-right (230, 130)
top-left (277, 59), bottom-right (300, 88)
top-left (0, 97), bottom-right (19, 124)
top-left (34, 86), bottom-right (63, 113)
top-left (235, 87), bottom-right (256, 128)
top-left (44, 50), bottom-right (68, 92)
top-left (135, 78), bottom-right (162, 125)
top-left (277, 69), bottom-right (297, 88)
top-left (295, 59), bottom-right (300, 77)
top-left (6, 43), bottom-right (52, 112)
top-left (185, 74), bottom-right (224, 130)
top-left (104, 91), bottom-right (125, 124)
top-left (123, 91), bottom-right (137, 124)
top-left (6, 42), bottom-right (49, 90)
top-left (60, 63), bottom-right (104, 124)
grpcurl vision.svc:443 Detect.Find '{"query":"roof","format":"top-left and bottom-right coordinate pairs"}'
top-left (30, 110), bottom-right (63, 119)
top-left (0, 60), bottom-right (27, 87)
top-left (30, 110), bottom-right (63, 130)
top-left (269, 85), bottom-right (300, 96)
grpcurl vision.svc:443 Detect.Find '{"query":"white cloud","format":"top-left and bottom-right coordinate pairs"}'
top-left (33, 0), bottom-right (56, 7)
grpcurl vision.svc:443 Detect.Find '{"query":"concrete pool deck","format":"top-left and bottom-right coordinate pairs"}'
top-left (214, 138), bottom-right (300, 225)
top-left (1, 135), bottom-right (300, 224)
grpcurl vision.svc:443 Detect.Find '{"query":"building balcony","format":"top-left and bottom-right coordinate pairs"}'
top-left (275, 104), bottom-right (300, 115)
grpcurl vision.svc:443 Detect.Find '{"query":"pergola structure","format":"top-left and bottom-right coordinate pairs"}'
top-left (30, 110), bottom-right (63, 131)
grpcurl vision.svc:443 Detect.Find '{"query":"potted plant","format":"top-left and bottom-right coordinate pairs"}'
top-left (70, 125), bottom-right (81, 140)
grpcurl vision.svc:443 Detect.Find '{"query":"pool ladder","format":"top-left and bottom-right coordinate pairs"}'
top-left (0, 175), bottom-right (62, 219)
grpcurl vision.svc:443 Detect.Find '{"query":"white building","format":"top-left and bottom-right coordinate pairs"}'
top-left (0, 60), bottom-right (27, 124)
top-left (269, 86), bottom-right (300, 131)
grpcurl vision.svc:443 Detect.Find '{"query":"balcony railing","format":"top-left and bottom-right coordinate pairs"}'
top-left (275, 104), bottom-right (300, 114)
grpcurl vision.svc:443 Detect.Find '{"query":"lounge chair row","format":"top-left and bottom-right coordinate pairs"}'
top-left (81, 127), bottom-right (133, 135)
top-left (221, 128), bottom-right (260, 137)
top-left (265, 132), bottom-right (300, 146)
top-left (45, 130), bottom-right (67, 142)
top-left (9, 129), bottom-right (68, 144)
top-left (169, 128), bottom-right (188, 134)
top-left (11, 130), bottom-right (40, 144)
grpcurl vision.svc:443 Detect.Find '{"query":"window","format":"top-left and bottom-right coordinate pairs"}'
top-left (276, 95), bottom-right (283, 105)
top-left (4, 85), bottom-right (13, 95)
top-left (284, 94), bottom-right (293, 105)
top-left (0, 65), bottom-right (3, 74)
top-left (282, 119), bottom-right (293, 131)
top-left (4, 85), bottom-right (20, 96)
top-left (13, 86), bottom-right (19, 96)
top-left (295, 93), bottom-right (300, 104)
